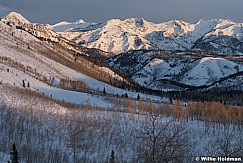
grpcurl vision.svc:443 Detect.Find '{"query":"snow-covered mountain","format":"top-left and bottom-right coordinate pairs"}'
top-left (46, 19), bottom-right (99, 32)
top-left (4, 12), bottom-right (243, 56)
top-left (58, 17), bottom-right (243, 55)
top-left (2, 11), bottom-right (31, 25)
top-left (2, 12), bottom-right (61, 42)
top-left (2, 11), bottom-right (243, 92)
top-left (110, 50), bottom-right (243, 91)
top-left (0, 15), bottom-right (164, 107)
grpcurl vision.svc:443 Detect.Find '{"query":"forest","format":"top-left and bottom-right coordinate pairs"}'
top-left (0, 85), bottom-right (243, 162)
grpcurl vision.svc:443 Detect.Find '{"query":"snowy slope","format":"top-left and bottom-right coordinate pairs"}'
top-left (180, 57), bottom-right (239, 86)
top-left (0, 152), bottom-right (10, 163)
top-left (2, 12), bottom-right (65, 44)
top-left (0, 19), bottom-right (164, 106)
top-left (110, 50), bottom-right (243, 91)
top-left (73, 18), bottom-right (160, 54)
top-left (0, 63), bottom-right (112, 107)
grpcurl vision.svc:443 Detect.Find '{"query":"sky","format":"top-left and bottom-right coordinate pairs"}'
top-left (0, 0), bottom-right (243, 24)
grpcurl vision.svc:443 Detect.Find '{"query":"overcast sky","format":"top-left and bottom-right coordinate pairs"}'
top-left (0, 0), bottom-right (243, 24)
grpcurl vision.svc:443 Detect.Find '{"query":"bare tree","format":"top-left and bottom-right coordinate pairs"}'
top-left (206, 125), bottom-right (243, 157)
top-left (68, 123), bottom-right (84, 163)
top-left (134, 111), bottom-right (190, 162)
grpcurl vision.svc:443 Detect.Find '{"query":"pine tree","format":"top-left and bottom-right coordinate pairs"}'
top-left (110, 150), bottom-right (115, 163)
top-left (137, 94), bottom-right (140, 100)
top-left (27, 82), bottom-right (30, 88)
top-left (22, 80), bottom-right (25, 88)
top-left (10, 143), bottom-right (19, 163)
top-left (103, 87), bottom-right (106, 96)
top-left (169, 97), bottom-right (173, 104)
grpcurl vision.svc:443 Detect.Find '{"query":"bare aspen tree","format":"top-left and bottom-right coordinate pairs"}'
top-left (206, 125), bottom-right (243, 157)
top-left (68, 123), bottom-right (84, 163)
top-left (134, 111), bottom-right (190, 163)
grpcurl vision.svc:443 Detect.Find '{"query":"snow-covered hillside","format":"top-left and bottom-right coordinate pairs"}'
top-left (0, 16), bottom-right (165, 107)
top-left (2, 12), bottom-right (61, 43)
top-left (1, 83), bottom-right (243, 162)
top-left (110, 50), bottom-right (243, 91)
top-left (180, 57), bottom-right (240, 86)
top-left (56, 17), bottom-right (243, 55)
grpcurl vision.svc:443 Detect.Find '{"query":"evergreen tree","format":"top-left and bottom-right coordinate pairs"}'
top-left (10, 143), bottom-right (19, 163)
top-left (124, 93), bottom-right (128, 98)
top-left (223, 101), bottom-right (227, 105)
top-left (27, 82), bottom-right (30, 88)
top-left (103, 87), bottom-right (106, 96)
top-left (137, 94), bottom-right (140, 100)
top-left (110, 150), bottom-right (115, 163)
top-left (22, 80), bottom-right (25, 88)
top-left (169, 97), bottom-right (173, 104)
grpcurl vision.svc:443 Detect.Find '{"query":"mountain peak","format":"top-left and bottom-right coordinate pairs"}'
top-left (54, 21), bottom-right (71, 26)
top-left (3, 11), bottom-right (31, 24)
top-left (124, 18), bottom-right (148, 26)
top-left (76, 19), bottom-right (85, 24)
top-left (167, 19), bottom-right (190, 26)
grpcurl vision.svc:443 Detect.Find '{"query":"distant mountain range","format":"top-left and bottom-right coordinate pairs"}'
top-left (50, 17), bottom-right (243, 56)
top-left (3, 12), bottom-right (243, 56)
top-left (2, 12), bottom-right (243, 92)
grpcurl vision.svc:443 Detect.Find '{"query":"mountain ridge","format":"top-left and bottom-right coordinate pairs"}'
top-left (55, 17), bottom-right (243, 55)
top-left (2, 12), bottom-right (243, 93)
top-left (3, 12), bottom-right (243, 56)
top-left (109, 50), bottom-right (243, 91)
